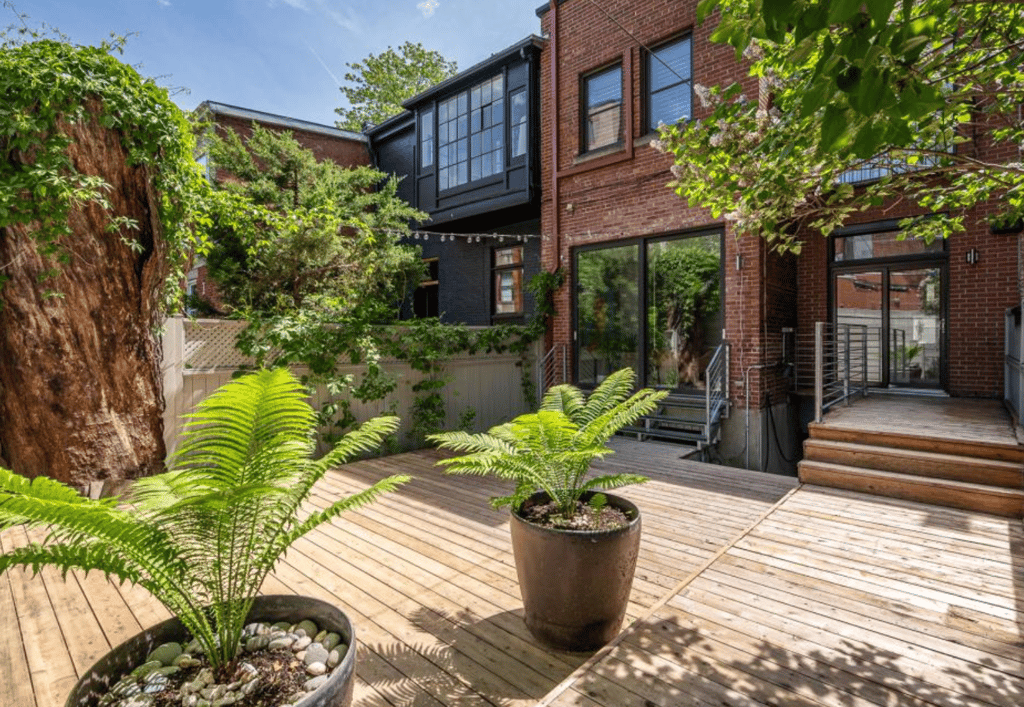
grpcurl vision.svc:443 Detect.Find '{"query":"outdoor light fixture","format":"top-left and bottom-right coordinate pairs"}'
top-left (735, 254), bottom-right (743, 270)
top-left (966, 248), bottom-right (980, 265)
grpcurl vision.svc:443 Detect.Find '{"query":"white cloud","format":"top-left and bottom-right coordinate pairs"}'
top-left (311, 0), bottom-right (360, 32)
top-left (277, 0), bottom-right (310, 10)
top-left (417, 0), bottom-right (439, 18)
top-left (157, 0), bottom-right (171, 6)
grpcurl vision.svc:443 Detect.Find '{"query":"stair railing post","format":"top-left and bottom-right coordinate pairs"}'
top-left (844, 324), bottom-right (851, 406)
top-left (814, 322), bottom-right (824, 423)
top-left (862, 325), bottom-right (868, 397)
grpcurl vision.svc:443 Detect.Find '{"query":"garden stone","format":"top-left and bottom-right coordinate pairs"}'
top-left (292, 636), bottom-right (311, 651)
top-left (326, 648), bottom-right (341, 669)
top-left (240, 678), bottom-right (260, 696)
top-left (182, 695), bottom-right (199, 707)
top-left (172, 652), bottom-right (195, 667)
top-left (185, 639), bottom-right (203, 654)
top-left (272, 621), bottom-right (291, 631)
top-left (122, 696), bottom-right (155, 707)
top-left (295, 619), bottom-right (318, 637)
top-left (245, 635), bottom-right (270, 652)
top-left (295, 650), bottom-right (306, 662)
top-left (269, 637), bottom-right (295, 650)
top-left (196, 700), bottom-right (211, 707)
top-left (146, 641), bottom-right (182, 666)
top-left (155, 666), bottom-right (181, 677)
top-left (131, 660), bottom-right (163, 679)
top-left (306, 661), bottom-right (326, 676)
top-left (321, 632), bottom-right (341, 651)
top-left (313, 630), bottom-right (328, 643)
top-left (304, 675), bottom-right (329, 691)
top-left (304, 643), bottom-right (328, 666)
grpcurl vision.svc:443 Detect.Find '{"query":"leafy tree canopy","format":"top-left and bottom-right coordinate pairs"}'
top-left (334, 41), bottom-right (458, 131)
top-left (657, 0), bottom-right (1024, 253)
top-left (202, 122), bottom-right (425, 319)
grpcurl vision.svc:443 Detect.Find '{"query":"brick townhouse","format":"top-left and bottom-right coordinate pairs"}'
top-left (536, 0), bottom-right (1021, 474)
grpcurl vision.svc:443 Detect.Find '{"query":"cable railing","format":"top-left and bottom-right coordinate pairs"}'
top-left (536, 343), bottom-right (567, 402)
top-left (799, 322), bottom-right (871, 423)
top-left (704, 341), bottom-right (730, 446)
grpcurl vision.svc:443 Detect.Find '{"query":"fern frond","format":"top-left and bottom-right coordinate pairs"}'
top-left (539, 384), bottom-right (585, 418)
top-left (577, 368), bottom-right (639, 425)
top-left (579, 474), bottom-right (648, 493)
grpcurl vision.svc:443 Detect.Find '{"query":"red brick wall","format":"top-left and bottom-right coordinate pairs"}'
top-left (213, 114), bottom-right (370, 168)
top-left (540, 0), bottom-right (796, 408)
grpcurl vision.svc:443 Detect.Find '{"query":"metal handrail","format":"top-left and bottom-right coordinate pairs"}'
top-left (704, 341), bottom-right (730, 446)
top-left (536, 343), bottom-right (567, 402)
top-left (813, 322), bottom-right (870, 423)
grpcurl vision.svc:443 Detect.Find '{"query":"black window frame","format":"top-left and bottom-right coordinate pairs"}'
top-left (644, 33), bottom-right (693, 134)
top-left (431, 71), bottom-right (508, 194)
top-left (580, 62), bottom-right (624, 154)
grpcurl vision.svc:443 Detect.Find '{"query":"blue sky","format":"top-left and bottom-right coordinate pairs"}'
top-left (11, 0), bottom-right (546, 126)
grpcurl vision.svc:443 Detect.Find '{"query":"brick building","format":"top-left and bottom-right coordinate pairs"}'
top-left (536, 0), bottom-right (1020, 474)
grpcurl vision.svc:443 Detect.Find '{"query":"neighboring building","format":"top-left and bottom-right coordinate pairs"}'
top-left (368, 37), bottom-right (545, 326)
top-left (536, 0), bottom-right (1020, 474)
top-left (188, 102), bottom-right (371, 312)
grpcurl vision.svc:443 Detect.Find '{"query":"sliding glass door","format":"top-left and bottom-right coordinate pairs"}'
top-left (574, 230), bottom-right (723, 391)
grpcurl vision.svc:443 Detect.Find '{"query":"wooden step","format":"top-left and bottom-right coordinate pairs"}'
top-left (807, 422), bottom-right (1024, 463)
top-left (798, 460), bottom-right (1024, 518)
top-left (803, 439), bottom-right (1023, 489)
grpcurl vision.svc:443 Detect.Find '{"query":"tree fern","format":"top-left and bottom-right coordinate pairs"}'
top-left (0, 368), bottom-right (407, 669)
top-left (429, 368), bottom-right (666, 520)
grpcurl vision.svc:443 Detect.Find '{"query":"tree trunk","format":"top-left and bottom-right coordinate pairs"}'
top-left (0, 103), bottom-right (168, 486)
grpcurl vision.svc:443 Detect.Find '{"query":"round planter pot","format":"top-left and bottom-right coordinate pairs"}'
top-left (510, 491), bottom-right (642, 652)
top-left (65, 595), bottom-right (356, 707)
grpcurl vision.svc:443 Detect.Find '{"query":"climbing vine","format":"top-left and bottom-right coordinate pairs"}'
top-left (234, 268), bottom-right (563, 447)
top-left (0, 30), bottom-right (207, 307)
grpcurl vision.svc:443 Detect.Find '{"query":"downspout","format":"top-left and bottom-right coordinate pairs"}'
top-left (548, 0), bottom-right (562, 364)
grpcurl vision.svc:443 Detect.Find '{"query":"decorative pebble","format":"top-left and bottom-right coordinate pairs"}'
top-left (326, 649), bottom-right (341, 669)
top-left (305, 661), bottom-right (327, 676)
top-left (130, 661), bottom-right (163, 679)
top-left (182, 696), bottom-right (199, 707)
top-left (185, 639), bottom-right (203, 654)
top-left (292, 635), bottom-right (311, 651)
top-left (272, 621), bottom-right (291, 631)
top-left (313, 630), bottom-right (328, 643)
top-left (320, 632), bottom-right (341, 651)
top-left (304, 675), bottom-right (329, 691)
top-left (172, 652), bottom-right (194, 667)
top-left (146, 642), bottom-right (183, 667)
top-left (268, 637), bottom-right (295, 650)
top-left (121, 696), bottom-right (154, 707)
top-left (295, 619), bottom-right (318, 637)
top-left (245, 635), bottom-right (270, 652)
top-left (240, 678), bottom-right (260, 696)
top-left (294, 650), bottom-right (306, 662)
top-left (303, 643), bottom-right (329, 666)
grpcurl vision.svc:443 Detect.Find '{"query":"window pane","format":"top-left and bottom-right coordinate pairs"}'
top-left (457, 92), bottom-right (468, 114)
top-left (471, 157), bottom-right (481, 179)
top-left (457, 115), bottom-right (467, 139)
top-left (495, 246), bottom-right (523, 266)
top-left (420, 109), bottom-right (434, 169)
top-left (584, 65), bottom-right (622, 151)
top-left (471, 85), bottom-right (481, 110)
top-left (575, 244), bottom-right (639, 386)
top-left (650, 86), bottom-right (691, 129)
top-left (650, 37), bottom-right (691, 92)
top-left (645, 234), bottom-right (722, 390)
top-left (510, 89), bottom-right (527, 157)
top-left (834, 230), bottom-right (944, 261)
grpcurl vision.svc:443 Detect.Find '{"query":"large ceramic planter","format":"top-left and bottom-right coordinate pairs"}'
top-left (65, 595), bottom-right (356, 707)
top-left (510, 491), bottom-right (642, 652)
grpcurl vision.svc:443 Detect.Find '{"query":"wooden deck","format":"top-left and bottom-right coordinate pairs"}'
top-left (4, 440), bottom-right (1024, 707)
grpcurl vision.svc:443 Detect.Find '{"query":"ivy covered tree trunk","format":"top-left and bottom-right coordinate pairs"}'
top-left (0, 105), bottom-right (168, 486)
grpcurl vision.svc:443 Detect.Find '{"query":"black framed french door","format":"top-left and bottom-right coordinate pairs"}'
top-left (832, 262), bottom-right (946, 389)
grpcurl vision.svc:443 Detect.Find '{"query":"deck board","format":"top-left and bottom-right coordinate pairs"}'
top-left (4, 440), bottom-right (1024, 707)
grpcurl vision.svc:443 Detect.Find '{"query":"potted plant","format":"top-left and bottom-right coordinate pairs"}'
top-left (0, 368), bottom-right (408, 707)
top-left (428, 367), bottom-right (666, 651)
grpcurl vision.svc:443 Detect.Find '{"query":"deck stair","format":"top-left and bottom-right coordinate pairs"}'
top-left (799, 419), bottom-right (1024, 517)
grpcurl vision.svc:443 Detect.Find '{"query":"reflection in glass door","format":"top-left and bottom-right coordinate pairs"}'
top-left (575, 244), bottom-right (640, 387)
top-left (888, 267), bottom-right (942, 387)
top-left (834, 266), bottom-right (943, 389)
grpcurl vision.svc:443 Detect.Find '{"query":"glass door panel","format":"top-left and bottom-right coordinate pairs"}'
top-left (645, 235), bottom-right (722, 390)
top-left (575, 245), bottom-right (640, 386)
top-left (834, 270), bottom-right (884, 385)
top-left (888, 267), bottom-right (942, 388)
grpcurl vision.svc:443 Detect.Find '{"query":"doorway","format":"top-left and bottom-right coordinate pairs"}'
top-left (831, 226), bottom-right (946, 390)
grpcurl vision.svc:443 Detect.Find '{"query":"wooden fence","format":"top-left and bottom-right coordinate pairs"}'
top-left (161, 317), bottom-right (540, 454)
